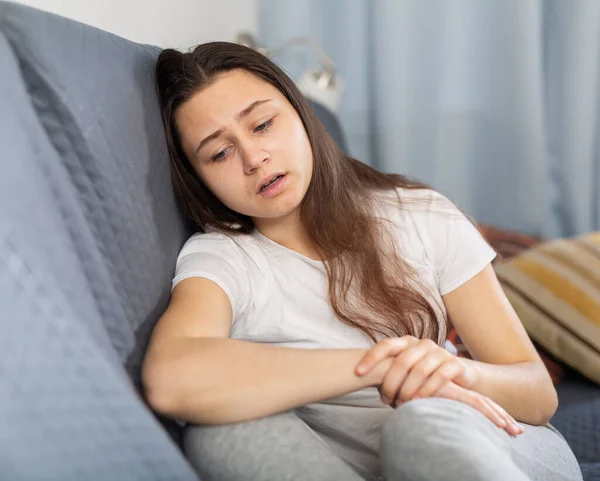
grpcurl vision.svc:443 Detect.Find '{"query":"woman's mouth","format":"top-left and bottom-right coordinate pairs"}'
top-left (258, 174), bottom-right (287, 198)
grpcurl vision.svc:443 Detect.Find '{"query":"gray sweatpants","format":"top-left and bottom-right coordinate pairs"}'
top-left (182, 397), bottom-right (583, 481)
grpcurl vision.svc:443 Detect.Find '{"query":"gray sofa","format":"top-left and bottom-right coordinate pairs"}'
top-left (0, 1), bottom-right (597, 480)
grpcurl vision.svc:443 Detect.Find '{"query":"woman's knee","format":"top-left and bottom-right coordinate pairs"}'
top-left (381, 397), bottom-right (492, 444)
top-left (380, 398), bottom-right (481, 459)
top-left (380, 398), bottom-right (517, 480)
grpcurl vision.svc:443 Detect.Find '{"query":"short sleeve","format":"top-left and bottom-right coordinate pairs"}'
top-left (171, 232), bottom-right (251, 323)
top-left (424, 191), bottom-right (497, 295)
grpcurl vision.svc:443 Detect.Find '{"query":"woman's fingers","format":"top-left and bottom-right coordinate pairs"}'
top-left (482, 397), bottom-right (524, 436)
top-left (366, 338), bottom-right (462, 405)
top-left (379, 344), bottom-right (430, 403)
top-left (408, 358), bottom-right (465, 400)
top-left (394, 350), bottom-right (456, 403)
top-left (355, 336), bottom-right (418, 375)
top-left (435, 383), bottom-right (523, 436)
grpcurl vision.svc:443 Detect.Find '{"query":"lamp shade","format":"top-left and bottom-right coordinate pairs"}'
top-left (296, 69), bottom-right (343, 114)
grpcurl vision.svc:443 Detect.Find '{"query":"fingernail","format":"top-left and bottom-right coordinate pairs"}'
top-left (381, 396), bottom-right (391, 404)
top-left (412, 395), bottom-right (422, 400)
top-left (497, 418), bottom-right (506, 427)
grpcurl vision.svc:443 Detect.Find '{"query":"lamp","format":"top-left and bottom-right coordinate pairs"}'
top-left (234, 32), bottom-right (343, 114)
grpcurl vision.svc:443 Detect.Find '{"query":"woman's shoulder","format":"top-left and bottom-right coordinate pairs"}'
top-left (179, 229), bottom-right (236, 255)
top-left (373, 187), bottom-right (471, 260)
top-left (393, 186), bottom-right (454, 206)
top-left (375, 187), bottom-right (457, 222)
top-left (177, 228), bottom-right (263, 268)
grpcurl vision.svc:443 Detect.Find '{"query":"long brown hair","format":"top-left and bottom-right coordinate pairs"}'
top-left (156, 41), bottom-right (446, 344)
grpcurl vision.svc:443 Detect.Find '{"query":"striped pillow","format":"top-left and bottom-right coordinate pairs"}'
top-left (494, 232), bottom-right (600, 385)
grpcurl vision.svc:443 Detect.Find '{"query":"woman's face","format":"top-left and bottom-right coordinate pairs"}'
top-left (176, 69), bottom-right (314, 224)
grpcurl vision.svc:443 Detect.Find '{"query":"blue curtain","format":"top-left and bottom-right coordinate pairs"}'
top-left (258, 0), bottom-right (600, 238)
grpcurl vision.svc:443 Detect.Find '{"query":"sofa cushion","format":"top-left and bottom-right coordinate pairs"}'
top-left (0, 1), bottom-right (192, 386)
top-left (0, 21), bottom-right (198, 480)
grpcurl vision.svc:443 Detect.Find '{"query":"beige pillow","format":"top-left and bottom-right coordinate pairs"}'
top-left (494, 232), bottom-right (600, 385)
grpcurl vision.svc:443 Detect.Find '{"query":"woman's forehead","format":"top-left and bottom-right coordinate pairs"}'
top-left (179, 71), bottom-right (282, 124)
top-left (202, 70), bottom-right (279, 107)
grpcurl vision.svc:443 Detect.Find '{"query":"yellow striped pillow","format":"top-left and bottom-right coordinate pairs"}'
top-left (494, 232), bottom-right (600, 385)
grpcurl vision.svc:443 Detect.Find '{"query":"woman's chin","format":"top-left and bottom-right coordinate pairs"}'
top-left (251, 203), bottom-right (301, 223)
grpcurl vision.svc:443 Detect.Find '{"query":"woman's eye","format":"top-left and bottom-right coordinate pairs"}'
top-left (209, 120), bottom-right (273, 162)
top-left (254, 118), bottom-right (274, 133)
top-left (211, 148), bottom-right (228, 162)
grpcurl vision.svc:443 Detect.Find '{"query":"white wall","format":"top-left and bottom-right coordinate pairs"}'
top-left (15, 0), bottom-right (257, 49)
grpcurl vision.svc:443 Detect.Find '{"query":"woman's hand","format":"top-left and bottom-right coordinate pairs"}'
top-left (355, 336), bottom-right (477, 404)
top-left (355, 336), bottom-right (523, 436)
top-left (434, 381), bottom-right (524, 436)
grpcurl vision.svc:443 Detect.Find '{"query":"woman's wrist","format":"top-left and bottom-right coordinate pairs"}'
top-left (363, 355), bottom-right (394, 387)
top-left (457, 357), bottom-right (482, 390)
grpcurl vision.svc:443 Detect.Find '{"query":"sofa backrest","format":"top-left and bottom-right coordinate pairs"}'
top-left (1, 1), bottom-right (193, 382)
top-left (0, 2), bottom-right (198, 479)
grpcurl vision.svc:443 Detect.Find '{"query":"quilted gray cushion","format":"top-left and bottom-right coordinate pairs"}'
top-left (0, 2), bottom-right (198, 479)
top-left (0, 1), bottom-right (191, 385)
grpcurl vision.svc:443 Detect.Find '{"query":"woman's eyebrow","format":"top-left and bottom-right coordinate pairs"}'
top-left (238, 99), bottom-right (272, 118)
top-left (195, 99), bottom-right (273, 154)
top-left (196, 129), bottom-right (223, 154)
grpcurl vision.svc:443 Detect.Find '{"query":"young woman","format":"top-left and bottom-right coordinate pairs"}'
top-left (142, 42), bottom-right (582, 481)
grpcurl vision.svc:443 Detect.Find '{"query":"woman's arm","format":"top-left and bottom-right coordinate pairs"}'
top-left (142, 277), bottom-right (389, 425)
top-left (355, 264), bottom-right (557, 428)
top-left (145, 337), bottom-right (388, 425)
top-left (442, 264), bottom-right (558, 425)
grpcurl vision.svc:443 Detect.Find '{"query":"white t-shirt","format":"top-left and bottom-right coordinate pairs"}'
top-left (171, 187), bottom-right (497, 478)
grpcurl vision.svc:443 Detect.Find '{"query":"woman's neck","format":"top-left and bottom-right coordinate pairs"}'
top-left (253, 210), bottom-right (322, 261)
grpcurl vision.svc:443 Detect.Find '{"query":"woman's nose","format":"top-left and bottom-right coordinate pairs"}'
top-left (241, 137), bottom-right (269, 174)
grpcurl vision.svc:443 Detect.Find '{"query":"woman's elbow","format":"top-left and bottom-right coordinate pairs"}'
top-left (141, 360), bottom-right (182, 416)
top-left (541, 384), bottom-right (559, 425)
top-left (533, 374), bottom-right (559, 425)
